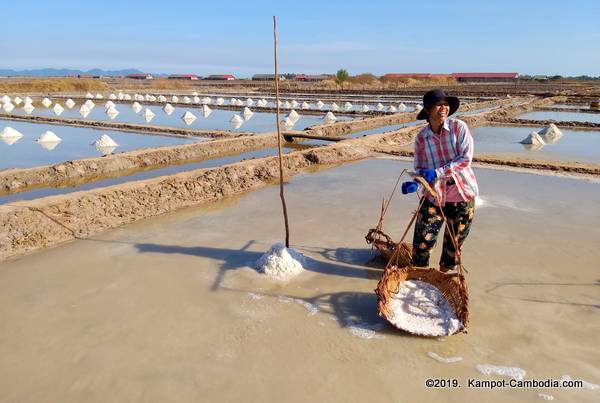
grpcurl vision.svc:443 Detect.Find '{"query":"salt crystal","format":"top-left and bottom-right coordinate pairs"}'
top-left (109, 93), bottom-right (117, 100)
top-left (246, 98), bottom-right (254, 106)
top-left (171, 95), bottom-right (179, 103)
top-left (331, 102), bottom-right (339, 111)
top-left (216, 97), bottom-right (224, 105)
top-left (79, 105), bottom-right (90, 118)
top-left (301, 101), bottom-right (311, 109)
top-left (288, 109), bottom-right (300, 122)
top-left (104, 101), bottom-right (115, 109)
top-left (290, 100), bottom-right (298, 108)
top-left (85, 92), bottom-right (94, 99)
top-left (386, 280), bottom-right (462, 336)
top-left (376, 102), bottom-right (384, 110)
top-left (256, 242), bottom-right (305, 281)
top-left (24, 96), bottom-right (32, 104)
top-left (84, 99), bottom-right (95, 109)
top-left (476, 364), bottom-right (526, 381)
top-left (1, 95), bottom-right (11, 103)
top-left (398, 103), bottom-right (407, 111)
top-left (281, 117), bottom-right (295, 130)
top-left (183, 96), bottom-right (191, 104)
top-left (388, 105), bottom-right (397, 112)
top-left (538, 123), bottom-right (563, 143)
top-left (157, 95), bottom-right (167, 102)
top-left (415, 104), bottom-right (423, 112)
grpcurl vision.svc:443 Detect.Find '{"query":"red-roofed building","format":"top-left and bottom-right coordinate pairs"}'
top-left (451, 72), bottom-right (519, 82)
top-left (205, 74), bottom-right (236, 81)
top-left (168, 74), bottom-right (200, 80)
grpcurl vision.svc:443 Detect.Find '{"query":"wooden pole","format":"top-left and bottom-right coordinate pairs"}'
top-left (273, 16), bottom-right (290, 248)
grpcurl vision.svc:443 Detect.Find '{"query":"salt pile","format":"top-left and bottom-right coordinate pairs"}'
top-left (158, 95), bottom-right (167, 102)
top-left (85, 92), bottom-right (94, 99)
top-left (79, 105), bottom-right (91, 118)
top-left (2, 102), bottom-right (15, 113)
top-left (288, 109), bottom-right (300, 122)
top-left (538, 123), bottom-right (563, 143)
top-left (183, 96), bottom-right (191, 104)
top-left (281, 117), bottom-right (295, 130)
top-left (344, 102), bottom-right (352, 110)
top-left (65, 98), bottom-right (76, 109)
top-left (537, 393), bottom-right (554, 401)
top-left (132, 102), bottom-right (142, 114)
top-left (283, 100), bottom-right (291, 108)
top-left (301, 101), bottom-right (310, 109)
top-left (331, 102), bottom-right (339, 111)
top-left (231, 114), bottom-right (244, 124)
top-left (242, 107), bottom-right (253, 120)
top-left (106, 107), bottom-right (119, 120)
top-left (84, 99), bottom-right (95, 109)
top-left (142, 108), bottom-right (155, 122)
top-left (230, 97), bottom-right (238, 105)
top-left (316, 100), bottom-right (324, 109)
top-left (36, 130), bottom-right (62, 143)
top-left (415, 104), bottom-right (423, 112)
top-left (398, 102), bottom-right (407, 111)
top-left (24, 96), bottom-right (32, 104)
top-left (41, 97), bottom-right (52, 108)
top-left (23, 103), bottom-right (35, 114)
top-left (376, 103), bottom-right (384, 111)
top-left (216, 97), bottom-right (224, 105)
top-left (520, 130), bottom-right (545, 145)
top-left (1, 126), bottom-right (23, 139)
top-left (95, 93), bottom-right (103, 99)
top-left (123, 94), bottom-right (132, 100)
top-left (476, 364), bottom-right (526, 381)
top-left (92, 134), bottom-right (118, 148)
top-left (202, 104), bottom-right (212, 118)
top-left (256, 242), bottom-right (306, 281)
top-left (181, 111), bottom-right (197, 125)
top-left (172, 95), bottom-right (179, 103)
top-left (144, 94), bottom-right (153, 101)
top-left (323, 111), bottom-right (337, 122)
top-left (109, 93), bottom-right (117, 100)
top-left (163, 103), bottom-right (175, 115)
top-left (389, 105), bottom-right (397, 112)
top-left (1, 95), bottom-right (11, 103)
top-left (104, 101), bottom-right (115, 109)
top-left (291, 100), bottom-right (299, 108)
top-left (202, 97), bottom-right (212, 104)
top-left (52, 103), bottom-right (64, 116)
top-left (246, 98), bottom-right (254, 106)
top-left (193, 96), bottom-right (201, 104)
top-left (361, 104), bottom-right (370, 112)
top-left (13, 96), bottom-right (22, 105)
top-left (386, 280), bottom-right (462, 336)
top-left (192, 92), bottom-right (198, 96)
top-left (117, 92), bottom-right (125, 100)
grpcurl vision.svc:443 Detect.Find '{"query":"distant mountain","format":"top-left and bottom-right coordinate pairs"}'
top-left (0, 68), bottom-right (146, 77)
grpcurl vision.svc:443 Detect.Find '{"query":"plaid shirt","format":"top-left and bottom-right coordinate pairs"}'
top-left (414, 118), bottom-right (479, 205)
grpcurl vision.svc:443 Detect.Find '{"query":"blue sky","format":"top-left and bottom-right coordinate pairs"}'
top-left (2, 0), bottom-right (599, 76)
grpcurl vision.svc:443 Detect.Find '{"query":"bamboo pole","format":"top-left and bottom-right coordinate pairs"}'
top-left (273, 16), bottom-right (290, 248)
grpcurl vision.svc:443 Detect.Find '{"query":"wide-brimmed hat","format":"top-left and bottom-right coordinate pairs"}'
top-left (416, 89), bottom-right (460, 120)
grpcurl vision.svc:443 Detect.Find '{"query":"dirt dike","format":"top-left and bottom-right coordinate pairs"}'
top-left (0, 113), bottom-right (251, 139)
top-left (487, 96), bottom-right (566, 121)
top-left (0, 143), bottom-right (370, 261)
top-left (0, 133), bottom-right (279, 193)
top-left (489, 118), bottom-right (600, 130)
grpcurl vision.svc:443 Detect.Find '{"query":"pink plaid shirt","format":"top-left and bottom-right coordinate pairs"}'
top-left (414, 118), bottom-right (479, 205)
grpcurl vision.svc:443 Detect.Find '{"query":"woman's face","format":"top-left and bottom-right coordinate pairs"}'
top-left (427, 100), bottom-right (450, 121)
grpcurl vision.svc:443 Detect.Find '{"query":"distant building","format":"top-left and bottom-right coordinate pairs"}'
top-left (294, 74), bottom-right (332, 82)
top-left (168, 74), bottom-right (200, 80)
top-left (451, 72), bottom-right (519, 83)
top-left (126, 73), bottom-right (153, 80)
top-left (252, 74), bottom-right (286, 81)
top-left (383, 73), bottom-right (434, 79)
top-left (205, 74), bottom-right (236, 80)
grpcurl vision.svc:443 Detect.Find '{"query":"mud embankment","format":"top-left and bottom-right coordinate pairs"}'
top-left (0, 113), bottom-right (251, 139)
top-left (0, 134), bottom-right (280, 193)
top-left (0, 143), bottom-right (370, 261)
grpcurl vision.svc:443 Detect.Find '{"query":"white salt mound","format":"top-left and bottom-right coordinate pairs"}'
top-left (256, 242), bottom-right (305, 281)
top-left (415, 104), bottom-right (423, 112)
top-left (106, 107), bottom-right (119, 119)
top-left (231, 114), bottom-right (244, 124)
top-left (24, 96), bottom-right (33, 104)
top-left (361, 104), bottom-right (370, 112)
top-left (316, 100), bottom-right (324, 109)
top-left (93, 134), bottom-right (118, 147)
top-left (37, 130), bottom-right (62, 143)
top-left (377, 102), bottom-right (384, 110)
top-left (386, 280), bottom-right (462, 336)
top-left (142, 108), bottom-right (155, 122)
top-left (1, 95), bottom-right (11, 103)
top-left (520, 131), bottom-right (545, 145)
top-left (301, 101), bottom-right (310, 109)
top-left (331, 102), bottom-right (339, 111)
top-left (476, 364), bottom-right (526, 381)
top-left (182, 111), bottom-right (197, 125)
top-left (202, 104), bottom-right (212, 117)
top-left (1, 127), bottom-right (23, 138)
top-left (388, 105), bottom-right (397, 112)
top-left (65, 98), bottom-right (76, 109)
top-left (324, 111), bottom-right (337, 121)
top-left (281, 117), bottom-right (295, 129)
top-left (3, 102), bottom-right (15, 113)
top-left (427, 352), bottom-right (463, 363)
top-left (344, 102), bottom-right (352, 109)
top-left (288, 109), bottom-right (300, 121)
top-left (398, 102), bottom-right (407, 111)
top-left (23, 103), bottom-right (35, 114)
top-left (41, 97), bottom-right (52, 108)
top-left (52, 103), bottom-right (64, 115)
top-left (538, 123), bottom-right (563, 142)
top-left (242, 107), bottom-right (253, 118)
top-left (163, 103), bottom-right (175, 114)
top-left (13, 96), bottom-right (22, 105)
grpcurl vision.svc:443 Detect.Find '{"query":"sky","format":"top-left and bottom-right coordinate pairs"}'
top-left (2, 0), bottom-right (599, 77)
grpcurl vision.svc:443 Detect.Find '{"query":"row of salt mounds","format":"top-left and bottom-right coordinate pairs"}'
top-left (386, 280), bottom-right (462, 336)
top-left (256, 243), bottom-right (306, 281)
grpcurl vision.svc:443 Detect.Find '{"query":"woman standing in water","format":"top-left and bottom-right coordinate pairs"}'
top-left (401, 89), bottom-right (478, 271)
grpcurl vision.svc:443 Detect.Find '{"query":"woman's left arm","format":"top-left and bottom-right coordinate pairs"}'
top-left (434, 121), bottom-right (474, 179)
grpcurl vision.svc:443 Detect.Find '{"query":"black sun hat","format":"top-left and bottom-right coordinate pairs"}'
top-left (416, 89), bottom-right (460, 120)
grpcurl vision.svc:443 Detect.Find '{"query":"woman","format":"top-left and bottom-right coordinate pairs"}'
top-left (401, 89), bottom-right (478, 271)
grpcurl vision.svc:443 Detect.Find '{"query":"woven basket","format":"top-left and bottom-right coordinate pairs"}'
top-left (375, 265), bottom-right (470, 335)
top-left (365, 228), bottom-right (412, 267)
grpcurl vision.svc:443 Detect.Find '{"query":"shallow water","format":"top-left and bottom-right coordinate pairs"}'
top-left (0, 119), bottom-right (201, 170)
top-left (0, 159), bottom-right (598, 402)
top-left (472, 126), bottom-right (600, 163)
top-left (0, 146), bottom-right (298, 204)
top-left (2, 103), bottom-right (353, 132)
top-left (518, 111), bottom-right (600, 124)
top-left (552, 104), bottom-right (590, 110)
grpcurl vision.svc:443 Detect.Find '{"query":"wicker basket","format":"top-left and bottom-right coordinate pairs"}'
top-left (365, 228), bottom-right (412, 266)
top-left (375, 265), bottom-right (470, 335)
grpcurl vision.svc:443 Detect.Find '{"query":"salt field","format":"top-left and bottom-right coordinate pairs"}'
top-left (518, 110), bottom-right (600, 124)
top-left (0, 146), bottom-right (298, 204)
top-left (471, 126), bottom-right (600, 163)
top-left (0, 119), bottom-right (202, 170)
top-left (3, 103), bottom-right (354, 132)
top-left (1, 159), bottom-right (598, 402)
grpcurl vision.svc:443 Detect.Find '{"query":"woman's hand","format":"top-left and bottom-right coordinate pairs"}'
top-left (401, 181), bottom-right (418, 194)
top-left (418, 169), bottom-right (437, 183)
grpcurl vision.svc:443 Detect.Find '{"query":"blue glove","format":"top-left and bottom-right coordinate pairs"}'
top-left (418, 169), bottom-right (437, 183)
top-left (401, 181), bottom-right (418, 194)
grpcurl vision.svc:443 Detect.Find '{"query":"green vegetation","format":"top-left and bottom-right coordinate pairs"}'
top-left (335, 69), bottom-right (350, 89)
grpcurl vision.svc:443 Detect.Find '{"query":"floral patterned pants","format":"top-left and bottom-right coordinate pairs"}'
top-left (411, 197), bottom-right (475, 268)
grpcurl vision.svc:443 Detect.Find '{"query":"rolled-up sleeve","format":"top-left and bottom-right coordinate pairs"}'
top-left (435, 122), bottom-right (474, 179)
